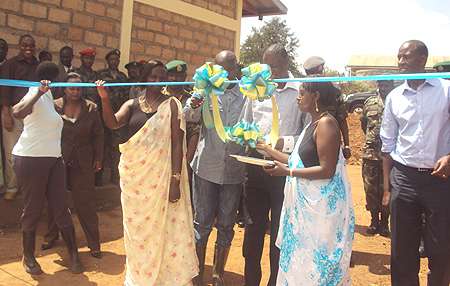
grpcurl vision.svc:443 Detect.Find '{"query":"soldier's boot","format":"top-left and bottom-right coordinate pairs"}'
top-left (192, 246), bottom-right (206, 286)
top-left (61, 227), bottom-right (84, 274)
top-left (366, 211), bottom-right (379, 234)
top-left (378, 212), bottom-right (390, 237)
top-left (212, 244), bottom-right (230, 286)
top-left (22, 230), bottom-right (43, 275)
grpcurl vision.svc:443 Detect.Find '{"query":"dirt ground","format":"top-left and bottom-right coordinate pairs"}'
top-left (0, 114), bottom-right (430, 286)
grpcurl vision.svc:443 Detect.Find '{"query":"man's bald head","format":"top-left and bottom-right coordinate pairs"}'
top-left (398, 40), bottom-right (428, 74)
top-left (215, 50), bottom-right (238, 80)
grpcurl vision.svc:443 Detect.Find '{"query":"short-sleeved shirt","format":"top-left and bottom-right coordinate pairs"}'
top-left (360, 95), bottom-right (384, 161)
top-left (12, 87), bottom-right (63, 157)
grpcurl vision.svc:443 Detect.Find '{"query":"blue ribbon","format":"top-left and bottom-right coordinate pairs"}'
top-left (1, 72), bottom-right (450, 88)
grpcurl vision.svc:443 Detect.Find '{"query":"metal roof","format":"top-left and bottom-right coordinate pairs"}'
top-left (346, 55), bottom-right (450, 69)
top-left (242, 0), bottom-right (288, 18)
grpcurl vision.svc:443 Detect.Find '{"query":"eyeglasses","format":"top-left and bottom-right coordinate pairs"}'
top-left (20, 43), bottom-right (36, 49)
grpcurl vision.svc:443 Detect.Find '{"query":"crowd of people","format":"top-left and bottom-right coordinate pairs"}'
top-left (0, 34), bottom-right (449, 286)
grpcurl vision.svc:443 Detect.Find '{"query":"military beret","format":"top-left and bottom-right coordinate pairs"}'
top-left (125, 61), bottom-right (141, 70)
top-left (166, 60), bottom-right (187, 73)
top-left (79, 49), bottom-right (96, 57)
top-left (433, 61), bottom-right (450, 73)
top-left (105, 49), bottom-right (120, 60)
top-left (138, 60), bottom-right (147, 66)
top-left (303, 56), bottom-right (325, 74)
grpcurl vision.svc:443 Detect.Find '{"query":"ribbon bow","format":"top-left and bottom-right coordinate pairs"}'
top-left (240, 63), bottom-right (277, 102)
top-left (193, 62), bottom-right (230, 142)
top-left (193, 62), bottom-right (229, 97)
top-left (226, 119), bottom-right (263, 148)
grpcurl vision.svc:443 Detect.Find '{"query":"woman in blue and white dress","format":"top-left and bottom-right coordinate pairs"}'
top-left (257, 76), bottom-right (354, 286)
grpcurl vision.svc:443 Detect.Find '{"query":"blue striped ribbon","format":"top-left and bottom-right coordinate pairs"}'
top-left (1, 72), bottom-right (449, 88)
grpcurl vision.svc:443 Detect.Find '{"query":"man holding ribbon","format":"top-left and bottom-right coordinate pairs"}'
top-left (381, 40), bottom-right (450, 286)
top-left (239, 43), bottom-right (310, 286)
top-left (183, 50), bottom-right (246, 286)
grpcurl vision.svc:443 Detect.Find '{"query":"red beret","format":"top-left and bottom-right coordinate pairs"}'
top-left (138, 60), bottom-right (147, 65)
top-left (79, 49), bottom-right (96, 57)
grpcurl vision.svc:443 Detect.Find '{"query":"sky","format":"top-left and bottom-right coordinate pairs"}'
top-left (240, 0), bottom-right (450, 73)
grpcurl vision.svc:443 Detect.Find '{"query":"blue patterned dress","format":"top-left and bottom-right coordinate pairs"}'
top-left (276, 124), bottom-right (355, 286)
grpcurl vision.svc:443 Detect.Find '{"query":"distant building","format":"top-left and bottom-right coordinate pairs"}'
top-left (346, 55), bottom-right (450, 76)
top-left (1, 0), bottom-right (286, 75)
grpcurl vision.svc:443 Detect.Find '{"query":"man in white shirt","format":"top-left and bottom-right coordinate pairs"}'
top-left (381, 40), bottom-right (450, 286)
top-left (240, 44), bottom-right (309, 286)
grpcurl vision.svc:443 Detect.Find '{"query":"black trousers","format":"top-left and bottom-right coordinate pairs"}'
top-left (390, 162), bottom-right (450, 286)
top-left (243, 160), bottom-right (285, 286)
top-left (12, 156), bottom-right (73, 232)
top-left (44, 158), bottom-right (100, 251)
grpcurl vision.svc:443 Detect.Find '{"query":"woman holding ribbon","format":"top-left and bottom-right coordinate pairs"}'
top-left (96, 60), bottom-right (198, 286)
top-left (41, 72), bottom-right (104, 259)
top-left (256, 76), bottom-right (354, 285)
top-left (11, 62), bottom-right (84, 275)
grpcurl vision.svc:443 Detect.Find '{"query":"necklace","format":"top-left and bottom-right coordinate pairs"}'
top-left (308, 111), bottom-right (329, 128)
top-left (142, 94), bottom-right (162, 113)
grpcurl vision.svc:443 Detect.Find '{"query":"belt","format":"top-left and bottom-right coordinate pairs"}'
top-left (396, 162), bottom-right (433, 172)
top-left (417, 168), bottom-right (434, 172)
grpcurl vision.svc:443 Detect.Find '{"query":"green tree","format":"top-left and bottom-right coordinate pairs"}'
top-left (240, 17), bottom-right (301, 75)
top-left (323, 67), bottom-right (344, 77)
top-left (339, 81), bottom-right (370, 95)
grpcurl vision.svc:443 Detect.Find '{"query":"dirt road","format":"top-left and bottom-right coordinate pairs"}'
top-left (0, 114), bottom-right (430, 285)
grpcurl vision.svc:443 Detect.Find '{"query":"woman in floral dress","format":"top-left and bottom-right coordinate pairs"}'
top-left (96, 60), bottom-right (198, 286)
top-left (257, 76), bottom-right (354, 285)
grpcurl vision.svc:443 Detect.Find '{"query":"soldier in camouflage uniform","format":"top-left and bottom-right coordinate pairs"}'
top-left (125, 61), bottom-right (144, 99)
top-left (73, 49), bottom-right (100, 105)
top-left (303, 56), bottom-right (351, 159)
top-left (360, 79), bottom-right (394, 237)
top-left (97, 49), bottom-right (129, 185)
top-left (163, 61), bottom-right (200, 192)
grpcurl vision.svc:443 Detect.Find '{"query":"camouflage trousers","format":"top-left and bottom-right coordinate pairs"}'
top-left (362, 159), bottom-right (384, 212)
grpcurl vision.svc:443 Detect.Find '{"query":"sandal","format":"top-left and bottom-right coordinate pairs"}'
top-left (40, 242), bottom-right (54, 251)
top-left (90, 250), bottom-right (102, 259)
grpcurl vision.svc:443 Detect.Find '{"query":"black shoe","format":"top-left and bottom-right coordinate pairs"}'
top-left (90, 250), bottom-right (102, 259)
top-left (40, 241), bottom-right (55, 251)
top-left (236, 214), bottom-right (245, 228)
top-left (23, 231), bottom-right (43, 275)
top-left (378, 224), bottom-right (390, 237)
top-left (366, 224), bottom-right (378, 234)
top-left (367, 211), bottom-right (379, 235)
top-left (379, 212), bottom-right (390, 237)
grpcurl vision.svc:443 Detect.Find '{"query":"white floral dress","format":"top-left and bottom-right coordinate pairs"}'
top-left (119, 98), bottom-right (198, 286)
top-left (276, 124), bottom-right (355, 286)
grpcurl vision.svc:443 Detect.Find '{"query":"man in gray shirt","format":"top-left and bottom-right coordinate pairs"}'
top-left (183, 50), bottom-right (246, 286)
top-left (240, 43), bottom-right (309, 286)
